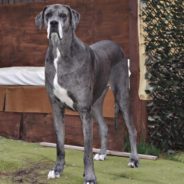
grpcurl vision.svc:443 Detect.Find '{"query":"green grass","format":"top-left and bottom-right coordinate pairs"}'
top-left (0, 137), bottom-right (184, 184)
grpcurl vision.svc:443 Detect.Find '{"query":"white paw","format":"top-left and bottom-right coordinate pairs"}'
top-left (128, 162), bottom-right (136, 168)
top-left (94, 153), bottom-right (106, 161)
top-left (48, 170), bottom-right (60, 179)
top-left (85, 181), bottom-right (96, 184)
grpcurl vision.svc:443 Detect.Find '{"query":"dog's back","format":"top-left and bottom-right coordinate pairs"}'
top-left (90, 40), bottom-right (125, 66)
top-left (90, 40), bottom-right (128, 103)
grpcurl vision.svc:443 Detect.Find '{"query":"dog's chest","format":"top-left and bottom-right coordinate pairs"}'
top-left (53, 48), bottom-right (74, 109)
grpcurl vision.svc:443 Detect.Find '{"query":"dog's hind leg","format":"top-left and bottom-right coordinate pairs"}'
top-left (92, 87), bottom-right (108, 161)
top-left (48, 99), bottom-right (65, 179)
top-left (110, 59), bottom-right (139, 168)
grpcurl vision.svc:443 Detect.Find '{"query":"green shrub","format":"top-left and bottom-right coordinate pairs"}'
top-left (124, 137), bottom-right (160, 156)
top-left (141, 0), bottom-right (184, 151)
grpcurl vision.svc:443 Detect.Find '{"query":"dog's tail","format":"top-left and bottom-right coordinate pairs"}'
top-left (114, 100), bottom-right (120, 129)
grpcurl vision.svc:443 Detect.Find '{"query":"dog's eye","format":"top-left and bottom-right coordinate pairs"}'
top-left (46, 12), bottom-right (52, 18)
top-left (59, 13), bottom-right (67, 19)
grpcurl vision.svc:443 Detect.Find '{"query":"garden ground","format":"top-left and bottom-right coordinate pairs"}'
top-left (0, 137), bottom-right (183, 184)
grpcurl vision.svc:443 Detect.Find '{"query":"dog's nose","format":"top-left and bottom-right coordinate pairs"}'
top-left (50, 20), bottom-right (58, 27)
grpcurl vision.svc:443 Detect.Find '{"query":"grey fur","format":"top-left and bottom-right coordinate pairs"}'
top-left (35, 4), bottom-right (138, 184)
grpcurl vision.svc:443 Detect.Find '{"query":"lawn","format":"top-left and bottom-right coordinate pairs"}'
top-left (0, 137), bottom-right (183, 184)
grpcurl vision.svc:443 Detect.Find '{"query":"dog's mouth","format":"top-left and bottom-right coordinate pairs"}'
top-left (49, 32), bottom-right (61, 45)
top-left (50, 31), bottom-right (61, 40)
top-left (47, 23), bottom-right (63, 40)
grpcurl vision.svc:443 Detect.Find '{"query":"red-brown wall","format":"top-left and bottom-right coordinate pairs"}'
top-left (0, 0), bottom-right (129, 67)
top-left (0, 0), bottom-right (147, 151)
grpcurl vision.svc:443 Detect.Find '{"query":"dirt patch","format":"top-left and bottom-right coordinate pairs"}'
top-left (12, 160), bottom-right (52, 184)
top-left (0, 172), bottom-right (12, 176)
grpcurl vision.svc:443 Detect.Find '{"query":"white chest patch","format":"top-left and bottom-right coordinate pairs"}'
top-left (53, 48), bottom-right (74, 109)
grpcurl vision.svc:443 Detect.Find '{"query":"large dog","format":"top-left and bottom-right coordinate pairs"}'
top-left (35, 4), bottom-right (138, 184)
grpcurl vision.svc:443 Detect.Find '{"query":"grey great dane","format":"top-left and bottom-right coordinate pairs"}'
top-left (35, 4), bottom-right (138, 184)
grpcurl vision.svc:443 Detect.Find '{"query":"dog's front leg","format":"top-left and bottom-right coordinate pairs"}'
top-left (48, 101), bottom-right (65, 179)
top-left (80, 110), bottom-right (97, 184)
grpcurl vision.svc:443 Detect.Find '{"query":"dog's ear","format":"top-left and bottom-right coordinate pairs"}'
top-left (66, 6), bottom-right (80, 31)
top-left (71, 9), bottom-right (80, 31)
top-left (35, 6), bottom-right (47, 29)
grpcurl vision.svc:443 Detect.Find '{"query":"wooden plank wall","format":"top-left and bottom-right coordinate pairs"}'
top-left (0, 0), bottom-right (129, 67)
top-left (0, 0), bottom-right (147, 150)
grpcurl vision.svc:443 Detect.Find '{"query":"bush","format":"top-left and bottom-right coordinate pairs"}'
top-left (141, 0), bottom-right (184, 151)
top-left (124, 137), bottom-right (160, 156)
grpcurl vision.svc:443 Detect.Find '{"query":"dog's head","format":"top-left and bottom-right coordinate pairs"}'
top-left (35, 4), bottom-right (80, 40)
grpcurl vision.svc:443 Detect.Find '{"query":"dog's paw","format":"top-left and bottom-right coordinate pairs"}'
top-left (84, 179), bottom-right (97, 184)
top-left (128, 159), bottom-right (139, 168)
top-left (84, 172), bottom-right (97, 184)
top-left (94, 153), bottom-right (106, 161)
top-left (85, 181), bottom-right (97, 184)
top-left (48, 170), bottom-right (60, 179)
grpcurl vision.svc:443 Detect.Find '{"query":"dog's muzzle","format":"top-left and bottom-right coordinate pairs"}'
top-left (47, 20), bottom-right (63, 40)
